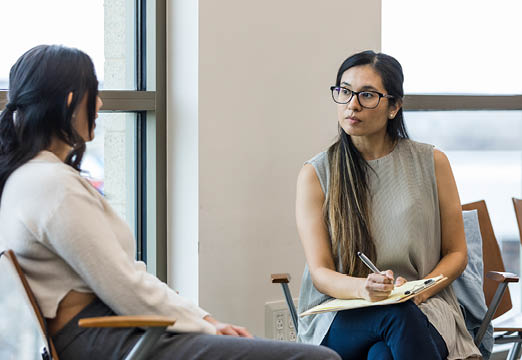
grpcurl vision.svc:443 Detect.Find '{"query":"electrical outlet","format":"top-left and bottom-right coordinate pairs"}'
top-left (265, 299), bottom-right (298, 341)
top-left (289, 329), bottom-right (296, 341)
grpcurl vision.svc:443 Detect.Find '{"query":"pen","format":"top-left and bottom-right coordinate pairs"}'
top-left (357, 251), bottom-right (381, 274)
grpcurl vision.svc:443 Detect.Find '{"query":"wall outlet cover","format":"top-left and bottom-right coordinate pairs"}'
top-left (264, 299), bottom-right (298, 341)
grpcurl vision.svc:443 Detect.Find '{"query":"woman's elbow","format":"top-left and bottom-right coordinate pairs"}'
top-left (455, 250), bottom-right (468, 276)
top-left (309, 268), bottom-right (330, 294)
top-left (461, 251), bottom-right (468, 272)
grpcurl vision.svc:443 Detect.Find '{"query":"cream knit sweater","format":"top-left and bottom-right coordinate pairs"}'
top-left (0, 151), bottom-right (216, 334)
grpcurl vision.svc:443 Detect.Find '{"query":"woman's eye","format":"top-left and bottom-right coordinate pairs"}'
top-left (361, 92), bottom-right (375, 99)
top-left (341, 88), bottom-right (350, 95)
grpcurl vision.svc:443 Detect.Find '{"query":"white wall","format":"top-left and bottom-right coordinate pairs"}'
top-left (166, 0), bottom-right (200, 301)
top-left (168, 0), bottom-right (381, 337)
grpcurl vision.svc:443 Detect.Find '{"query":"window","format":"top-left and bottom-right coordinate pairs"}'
top-left (0, 0), bottom-right (166, 358)
top-left (382, 0), bottom-right (522, 94)
top-left (86, 113), bottom-right (137, 238)
top-left (383, 1), bottom-right (522, 355)
top-left (405, 111), bottom-right (522, 297)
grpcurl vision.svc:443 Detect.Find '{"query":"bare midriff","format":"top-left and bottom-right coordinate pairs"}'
top-left (46, 290), bottom-right (97, 336)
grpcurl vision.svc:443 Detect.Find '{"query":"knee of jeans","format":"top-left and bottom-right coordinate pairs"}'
top-left (385, 301), bottom-right (426, 325)
top-left (368, 341), bottom-right (393, 360)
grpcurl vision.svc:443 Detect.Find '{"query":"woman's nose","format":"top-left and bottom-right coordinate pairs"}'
top-left (347, 94), bottom-right (362, 110)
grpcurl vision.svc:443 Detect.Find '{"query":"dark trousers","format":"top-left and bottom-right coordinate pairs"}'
top-left (52, 298), bottom-right (340, 360)
top-left (321, 301), bottom-right (448, 360)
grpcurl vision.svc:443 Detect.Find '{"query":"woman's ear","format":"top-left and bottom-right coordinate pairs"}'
top-left (66, 92), bottom-right (74, 107)
top-left (389, 99), bottom-right (402, 119)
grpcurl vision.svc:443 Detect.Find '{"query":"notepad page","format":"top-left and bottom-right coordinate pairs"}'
top-left (300, 275), bottom-right (444, 316)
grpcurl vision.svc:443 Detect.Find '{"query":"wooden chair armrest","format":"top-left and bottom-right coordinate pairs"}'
top-left (79, 315), bottom-right (176, 328)
top-left (271, 273), bottom-right (291, 284)
top-left (486, 271), bottom-right (519, 283)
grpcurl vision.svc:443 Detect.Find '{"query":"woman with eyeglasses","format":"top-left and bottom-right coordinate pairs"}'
top-left (295, 51), bottom-right (481, 359)
top-left (0, 45), bottom-right (341, 360)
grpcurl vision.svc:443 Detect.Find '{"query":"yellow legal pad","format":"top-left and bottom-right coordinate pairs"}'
top-left (300, 275), bottom-right (446, 317)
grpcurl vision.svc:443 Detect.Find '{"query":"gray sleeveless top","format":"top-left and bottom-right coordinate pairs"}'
top-left (297, 139), bottom-right (480, 360)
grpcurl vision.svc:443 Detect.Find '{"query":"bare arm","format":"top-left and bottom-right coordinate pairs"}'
top-left (414, 149), bottom-right (468, 304)
top-left (296, 164), bottom-right (396, 301)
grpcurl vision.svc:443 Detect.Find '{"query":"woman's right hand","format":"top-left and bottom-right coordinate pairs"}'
top-left (358, 270), bottom-right (395, 302)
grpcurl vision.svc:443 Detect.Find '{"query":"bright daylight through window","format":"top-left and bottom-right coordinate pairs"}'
top-left (383, 1), bottom-right (522, 354)
top-left (0, 1), bottom-right (139, 358)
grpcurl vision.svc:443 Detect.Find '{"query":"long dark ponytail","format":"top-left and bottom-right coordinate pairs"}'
top-left (325, 50), bottom-right (409, 277)
top-left (0, 45), bottom-right (98, 199)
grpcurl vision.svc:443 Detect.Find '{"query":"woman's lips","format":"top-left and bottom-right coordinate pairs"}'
top-left (347, 117), bottom-right (361, 125)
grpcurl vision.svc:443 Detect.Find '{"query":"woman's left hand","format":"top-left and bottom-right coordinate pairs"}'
top-left (204, 315), bottom-right (253, 338)
top-left (394, 276), bottom-right (407, 287)
top-left (393, 277), bottom-right (429, 304)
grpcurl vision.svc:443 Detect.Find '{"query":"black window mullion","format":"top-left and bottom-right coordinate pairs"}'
top-left (135, 111), bottom-right (147, 261)
top-left (135, 0), bottom-right (147, 262)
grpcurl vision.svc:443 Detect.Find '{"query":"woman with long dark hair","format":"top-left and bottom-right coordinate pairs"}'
top-left (295, 50), bottom-right (481, 359)
top-left (0, 45), bottom-right (340, 360)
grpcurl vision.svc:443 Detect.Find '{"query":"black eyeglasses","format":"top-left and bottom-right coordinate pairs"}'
top-left (330, 86), bottom-right (394, 109)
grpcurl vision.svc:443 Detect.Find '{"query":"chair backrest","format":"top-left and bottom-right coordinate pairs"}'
top-left (462, 200), bottom-right (512, 319)
top-left (512, 197), bottom-right (522, 245)
top-left (0, 250), bottom-right (59, 360)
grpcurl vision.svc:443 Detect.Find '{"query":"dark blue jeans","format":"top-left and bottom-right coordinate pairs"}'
top-left (321, 301), bottom-right (448, 360)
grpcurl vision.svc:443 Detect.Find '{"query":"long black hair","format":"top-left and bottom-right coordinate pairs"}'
top-left (325, 50), bottom-right (409, 276)
top-left (0, 45), bottom-right (99, 199)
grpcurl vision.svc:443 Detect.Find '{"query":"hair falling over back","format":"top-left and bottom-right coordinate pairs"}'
top-left (0, 45), bottom-right (99, 199)
top-left (325, 50), bottom-right (409, 277)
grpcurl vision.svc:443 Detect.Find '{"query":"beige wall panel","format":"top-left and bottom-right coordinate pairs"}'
top-left (197, 0), bottom-right (381, 336)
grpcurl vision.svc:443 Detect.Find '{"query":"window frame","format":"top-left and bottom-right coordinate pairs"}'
top-left (404, 95), bottom-right (522, 111)
top-left (0, 0), bottom-right (167, 281)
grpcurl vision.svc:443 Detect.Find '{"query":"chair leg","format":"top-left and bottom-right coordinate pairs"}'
top-left (124, 327), bottom-right (166, 360)
top-left (507, 340), bottom-right (522, 360)
top-left (281, 283), bottom-right (298, 332)
top-left (475, 282), bottom-right (509, 346)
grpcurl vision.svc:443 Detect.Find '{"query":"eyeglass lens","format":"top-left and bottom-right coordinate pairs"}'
top-left (332, 87), bottom-right (380, 108)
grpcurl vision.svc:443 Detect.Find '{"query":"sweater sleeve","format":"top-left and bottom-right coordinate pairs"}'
top-left (41, 189), bottom-right (216, 335)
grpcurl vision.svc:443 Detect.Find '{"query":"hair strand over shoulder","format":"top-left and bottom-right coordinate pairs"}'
top-left (325, 50), bottom-right (409, 276)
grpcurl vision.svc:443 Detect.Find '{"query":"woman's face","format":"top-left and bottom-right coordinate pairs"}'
top-left (336, 64), bottom-right (398, 139)
top-left (73, 93), bottom-right (103, 142)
